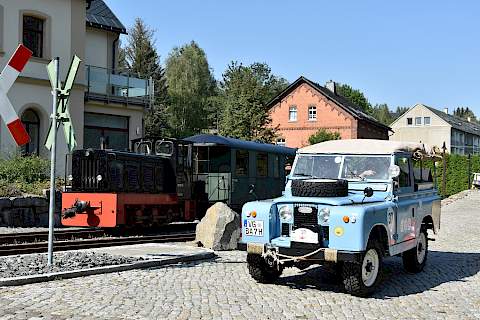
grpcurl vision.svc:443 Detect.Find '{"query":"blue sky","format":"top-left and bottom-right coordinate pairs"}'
top-left (105, 0), bottom-right (480, 114)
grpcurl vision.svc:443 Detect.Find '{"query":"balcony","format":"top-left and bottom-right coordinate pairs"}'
top-left (85, 65), bottom-right (153, 107)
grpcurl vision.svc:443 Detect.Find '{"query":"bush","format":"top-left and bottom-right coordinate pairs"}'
top-left (308, 129), bottom-right (341, 145)
top-left (0, 155), bottom-right (50, 196)
top-left (425, 153), bottom-right (480, 198)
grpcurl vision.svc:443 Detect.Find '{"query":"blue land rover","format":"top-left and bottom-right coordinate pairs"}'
top-left (241, 139), bottom-right (441, 296)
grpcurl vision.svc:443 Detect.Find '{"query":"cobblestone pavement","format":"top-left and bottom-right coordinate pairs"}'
top-left (1, 192), bottom-right (480, 320)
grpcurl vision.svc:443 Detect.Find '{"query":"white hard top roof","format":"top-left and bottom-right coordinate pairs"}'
top-left (298, 139), bottom-right (436, 155)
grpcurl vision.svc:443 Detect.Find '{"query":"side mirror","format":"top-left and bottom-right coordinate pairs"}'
top-left (364, 187), bottom-right (374, 198)
top-left (248, 184), bottom-right (255, 194)
top-left (285, 174), bottom-right (291, 184)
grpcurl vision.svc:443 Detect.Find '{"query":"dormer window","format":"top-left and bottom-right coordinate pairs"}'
top-left (23, 15), bottom-right (44, 58)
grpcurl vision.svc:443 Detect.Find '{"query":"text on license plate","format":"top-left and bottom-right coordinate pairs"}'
top-left (244, 220), bottom-right (264, 236)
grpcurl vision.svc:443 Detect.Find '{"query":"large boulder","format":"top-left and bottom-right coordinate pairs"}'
top-left (195, 202), bottom-right (240, 250)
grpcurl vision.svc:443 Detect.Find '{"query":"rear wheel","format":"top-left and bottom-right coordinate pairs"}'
top-left (402, 228), bottom-right (428, 273)
top-left (247, 253), bottom-right (283, 283)
top-left (342, 240), bottom-right (383, 297)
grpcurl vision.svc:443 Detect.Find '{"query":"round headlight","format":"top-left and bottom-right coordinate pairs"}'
top-left (96, 174), bottom-right (103, 182)
top-left (67, 174), bottom-right (73, 181)
top-left (319, 207), bottom-right (330, 223)
top-left (279, 205), bottom-right (293, 221)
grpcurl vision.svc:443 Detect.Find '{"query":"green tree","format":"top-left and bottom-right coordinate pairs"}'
top-left (218, 62), bottom-right (288, 142)
top-left (336, 83), bottom-right (372, 114)
top-left (371, 103), bottom-right (393, 125)
top-left (453, 107), bottom-right (478, 123)
top-left (308, 129), bottom-right (341, 145)
top-left (120, 18), bottom-right (168, 136)
top-left (165, 41), bottom-right (216, 137)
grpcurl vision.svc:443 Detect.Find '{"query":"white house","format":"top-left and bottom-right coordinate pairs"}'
top-left (0, 0), bottom-right (151, 174)
top-left (390, 103), bottom-right (480, 155)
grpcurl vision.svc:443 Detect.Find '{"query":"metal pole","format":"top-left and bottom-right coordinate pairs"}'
top-left (442, 142), bottom-right (447, 197)
top-left (47, 57), bottom-right (59, 266)
top-left (468, 153), bottom-right (472, 188)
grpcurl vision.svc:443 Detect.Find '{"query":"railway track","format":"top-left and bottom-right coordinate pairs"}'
top-left (0, 232), bottom-right (196, 256)
top-left (0, 229), bottom-right (107, 245)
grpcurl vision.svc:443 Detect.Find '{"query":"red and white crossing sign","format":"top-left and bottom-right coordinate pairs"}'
top-left (0, 44), bottom-right (32, 146)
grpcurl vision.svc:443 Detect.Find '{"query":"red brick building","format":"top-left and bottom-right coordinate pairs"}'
top-left (268, 76), bottom-right (391, 148)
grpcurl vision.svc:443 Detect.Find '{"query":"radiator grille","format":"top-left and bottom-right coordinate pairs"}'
top-left (321, 226), bottom-right (329, 242)
top-left (80, 157), bottom-right (101, 190)
top-left (281, 223), bottom-right (290, 236)
top-left (293, 204), bottom-right (318, 226)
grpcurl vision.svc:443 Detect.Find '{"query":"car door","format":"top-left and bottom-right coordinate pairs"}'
top-left (394, 154), bottom-right (417, 244)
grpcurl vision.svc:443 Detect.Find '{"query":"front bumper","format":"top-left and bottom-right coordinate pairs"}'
top-left (247, 242), bottom-right (363, 263)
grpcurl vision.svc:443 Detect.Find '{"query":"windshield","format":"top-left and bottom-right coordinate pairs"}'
top-left (293, 155), bottom-right (391, 181)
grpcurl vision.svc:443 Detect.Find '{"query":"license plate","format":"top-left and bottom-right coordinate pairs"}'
top-left (291, 228), bottom-right (318, 244)
top-left (244, 220), bottom-right (264, 237)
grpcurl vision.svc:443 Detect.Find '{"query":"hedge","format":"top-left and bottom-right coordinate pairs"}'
top-left (426, 154), bottom-right (480, 198)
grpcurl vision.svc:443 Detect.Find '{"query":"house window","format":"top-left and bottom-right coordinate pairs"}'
top-left (415, 117), bottom-right (422, 125)
top-left (235, 150), bottom-right (249, 176)
top-left (23, 16), bottom-right (44, 58)
top-left (276, 138), bottom-right (286, 146)
top-left (21, 109), bottom-right (40, 156)
top-left (256, 153), bottom-right (268, 177)
top-left (84, 113), bottom-right (129, 150)
top-left (289, 106), bottom-right (297, 121)
top-left (424, 117), bottom-right (431, 125)
top-left (407, 118), bottom-right (413, 126)
top-left (308, 106), bottom-right (317, 121)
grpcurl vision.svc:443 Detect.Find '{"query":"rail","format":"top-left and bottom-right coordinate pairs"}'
top-left (0, 232), bottom-right (196, 256)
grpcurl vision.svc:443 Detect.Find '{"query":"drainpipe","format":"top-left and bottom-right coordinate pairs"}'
top-left (112, 34), bottom-right (119, 72)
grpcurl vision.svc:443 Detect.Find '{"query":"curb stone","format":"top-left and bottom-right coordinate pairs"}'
top-left (0, 250), bottom-right (215, 287)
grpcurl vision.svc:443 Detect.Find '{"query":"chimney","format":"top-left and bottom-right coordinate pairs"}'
top-left (443, 107), bottom-right (448, 114)
top-left (325, 80), bottom-right (336, 94)
top-left (467, 116), bottom-right (472, 122)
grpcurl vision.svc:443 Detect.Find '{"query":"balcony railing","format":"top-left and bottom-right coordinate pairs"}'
top-left (85, 65), bottom-right (154, 107)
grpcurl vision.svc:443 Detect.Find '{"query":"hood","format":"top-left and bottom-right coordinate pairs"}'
top-left (272, 192), bottom-right (388, 206)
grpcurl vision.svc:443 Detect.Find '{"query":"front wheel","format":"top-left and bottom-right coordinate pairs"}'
top-left (342, 240), bottom-right (383, 297)
top-left (247, 253), bottom-right (282, 283)
top-left (402, 228), bottom-right (428, 273)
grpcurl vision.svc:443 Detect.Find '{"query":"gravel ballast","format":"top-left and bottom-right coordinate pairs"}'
top-left (0, 252), bottom-right (144, 279)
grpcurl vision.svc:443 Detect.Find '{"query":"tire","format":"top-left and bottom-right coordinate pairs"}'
top-left (342, 239), bottom-right (383, 297)
top-left (402, 227), bottom-right (428, 273)
top-left (247, 253), bottom-right (282, 283)
top-left (291, 179), bottom-right (348, 197)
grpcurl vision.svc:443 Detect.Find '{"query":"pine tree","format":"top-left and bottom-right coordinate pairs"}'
top-left (120, 18), bottom-right (168, 137)
top-left (218, 62), bottom-right (288, 142)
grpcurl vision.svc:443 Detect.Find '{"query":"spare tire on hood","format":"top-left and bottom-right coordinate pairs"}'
top-left (291, 179), bottom-right (348, 197)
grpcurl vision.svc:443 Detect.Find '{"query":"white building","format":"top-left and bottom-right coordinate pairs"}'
top-left (390, 104), bottom-right (480, 155)
top-left (0, 0), bottom-right (151, 173)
